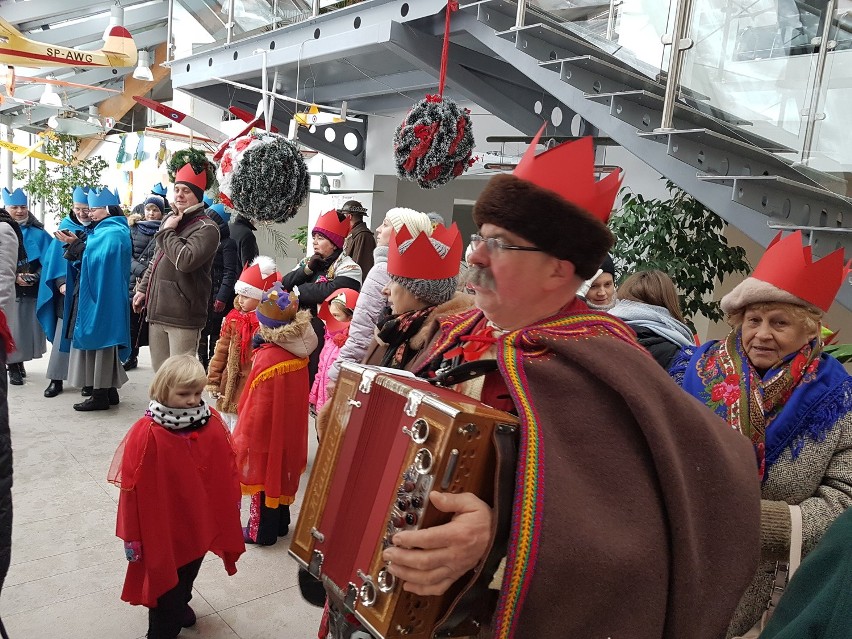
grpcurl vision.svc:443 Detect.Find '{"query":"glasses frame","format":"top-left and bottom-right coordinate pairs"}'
top-left (470, 233), bottom-right (544, 254)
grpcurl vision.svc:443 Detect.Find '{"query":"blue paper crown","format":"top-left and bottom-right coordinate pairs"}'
top-left (87, 188), bottom-right (120, 208)
top-left (151, 183), bottom-right (168, 197)
top-left (72, 186), bottom-right (90, 204)
top-left (2, 188), bottom-right (27, 207)
top-left (208, 202), bottom-right (229, 223)
top-left (202, 194), bottom-right (214, 207)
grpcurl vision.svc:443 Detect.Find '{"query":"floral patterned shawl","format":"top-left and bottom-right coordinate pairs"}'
top-left (670, 329), bottom-right (852, 480)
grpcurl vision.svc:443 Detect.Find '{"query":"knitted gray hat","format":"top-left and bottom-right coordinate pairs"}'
top-left (390, 237), bottom-right (458, 306)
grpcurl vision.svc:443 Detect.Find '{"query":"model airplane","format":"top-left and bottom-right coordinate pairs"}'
top-left (0, 18), bottom-right (137, 69)
top-left (309, 161), bottom-right (380, 195)
top-left (294, 103), bottom-right (346, 127)
top-left (0, 139), bottom-right (69, 165)
top-left (0, 66), bottom-right (122, 100)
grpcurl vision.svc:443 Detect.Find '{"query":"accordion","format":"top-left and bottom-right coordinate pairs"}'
top-left (290, 362), bottom-right (518, 639)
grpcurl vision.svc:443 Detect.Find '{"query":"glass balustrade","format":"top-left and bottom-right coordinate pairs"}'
top-left (515, 0), bottom-right (852, 188)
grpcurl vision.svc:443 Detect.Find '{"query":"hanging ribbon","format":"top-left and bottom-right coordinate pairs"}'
top-left (437, 1), bottom-right (460, 96)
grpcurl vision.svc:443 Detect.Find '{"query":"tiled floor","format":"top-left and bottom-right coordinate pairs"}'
top-left (1, 351), bottom-right (323, 638)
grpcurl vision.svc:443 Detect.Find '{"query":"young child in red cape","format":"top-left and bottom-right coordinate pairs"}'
top-left (234, 282), bottom-right (317, 546)
top-left (108, 354), bottom-right (245, 639)
top-left (309, 288), bottom-right (358, 413)
top-left (206, 256), bottom-right (280, 428)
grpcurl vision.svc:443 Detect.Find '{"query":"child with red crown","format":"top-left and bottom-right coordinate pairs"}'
top-left (233, 283), bottom-right (317, 545)
top-left (671, 230), bottom-right (852, 637)
top-left (206, 256), bottom-right (280, 428)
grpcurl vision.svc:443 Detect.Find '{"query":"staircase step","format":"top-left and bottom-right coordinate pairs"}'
top-left (639, 128), bottom-right (827, 189)
top-left (699, 174), bottom-right (852, 254)
top-left (585, 90), bottom-right (798, 154)
top-left (550, 55), bottom-right (709, 103)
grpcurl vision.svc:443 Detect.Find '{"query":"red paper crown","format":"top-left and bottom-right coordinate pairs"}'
top-left (513, 125), bottom-right (622, 223)
top-left (752, 231), bottom-right (851, 312)
top-left (313, 209), bottom-right (351, 242)
top-left (318, 288), bottom-right (360, 331)
top-left (175, 163), bottom-right (208, 191)
top-left (235, 256), bottom-right (280, 300)
top-left (388, 223), bottom-right (463, 280)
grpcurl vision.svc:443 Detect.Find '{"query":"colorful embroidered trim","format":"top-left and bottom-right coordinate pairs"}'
top-left (492, 311), bottom-right (641, 638)
top-left (249, 357), bottom-right (308, 390)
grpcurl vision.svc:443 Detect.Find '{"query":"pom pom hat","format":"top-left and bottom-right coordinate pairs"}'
top-left (473, 125), bottom-right (621, 280)
top-left (721, 230), bottom-right (851, 314)
top-left (312, 209), bottom-right (351, 249)
top-left (175, 163), bottom-right (208, 202)
top-left (2, 188), bottom-right (27, 207)
top-left (256, 282), bottom-right (299, 328)
top-left (318, 288), bottom-right (359, 331)
top-left (72, 186), bottom-right (90, 205)
top-left (234, 256), bottom-right (280, 301)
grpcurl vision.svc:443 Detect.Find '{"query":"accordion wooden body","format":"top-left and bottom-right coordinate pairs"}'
top-left (290, 362), bottom-right (518, 639)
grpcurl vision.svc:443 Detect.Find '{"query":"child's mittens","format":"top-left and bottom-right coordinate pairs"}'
top-left (124, 541), bottom-right (142, 562)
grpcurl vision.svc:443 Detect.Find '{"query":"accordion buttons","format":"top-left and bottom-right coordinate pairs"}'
top-left (391, 515), bottom-right (405, 529)
top-left (405, 512), bottom-right (418, 526)
top-left (403, 480), bottom-right (416, 493)
top-left (397, 497), bottom-right (410, 511)
top-left (411, 495), bottom-right (424, 509)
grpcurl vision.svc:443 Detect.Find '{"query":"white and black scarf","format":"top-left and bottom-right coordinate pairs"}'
top-left (147, 399), bottom-right (212, 430)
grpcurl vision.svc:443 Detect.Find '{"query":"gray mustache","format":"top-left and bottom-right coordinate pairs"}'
top-left (466, 265), bottom-right (496, 291)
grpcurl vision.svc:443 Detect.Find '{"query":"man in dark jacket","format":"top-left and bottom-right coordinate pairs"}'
top-left (230, 213), bottom-right (259, 269)
top-left (340, 200), bottom-right (375, 278)
top-left (198, 203), bottom-right (239, 368)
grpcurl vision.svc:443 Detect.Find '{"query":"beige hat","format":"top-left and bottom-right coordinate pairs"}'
top-left (384, 207), bottom-right (433, 237)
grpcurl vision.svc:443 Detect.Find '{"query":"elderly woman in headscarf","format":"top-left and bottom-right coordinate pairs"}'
top-left (669, 231), bottom-right (852, 638)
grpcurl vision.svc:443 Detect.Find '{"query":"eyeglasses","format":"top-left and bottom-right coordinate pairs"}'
top-left (470, 234), bottom-right (543, 254)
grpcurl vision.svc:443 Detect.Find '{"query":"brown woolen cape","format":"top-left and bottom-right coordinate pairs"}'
top-left (415, 305), bottom-right (761, 638)
top-left (492, 321), bottom-right (761, 639)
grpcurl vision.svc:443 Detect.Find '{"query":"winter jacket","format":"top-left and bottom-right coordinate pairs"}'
top-left (309, 324), bottom-right (348, 411)
top-left (0, 318), bottom-right (12, 595)
top-left (343, 220), bottom-right (375, 279)
top-left (281, 249), bottom-right (362, 310)
top-left (0, 222), bottom-right (18, 317)
top-left (128, 214), bottom-right (161, 296)
top-left (136, 203), bottom-right (220, 330)
top-left (206, 306), bottom-right (258, 414)
top-left (609, 299), bottom-right (694, 370)
top-left (326, 245), bottom-right (389, 388)
top-left (202, 211), bottom-right (240, 335)
top-left (229, 214), bottom-right (259, 269)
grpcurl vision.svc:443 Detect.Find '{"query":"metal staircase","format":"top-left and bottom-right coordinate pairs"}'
top-left (458, 0), bottom-right (852, 309)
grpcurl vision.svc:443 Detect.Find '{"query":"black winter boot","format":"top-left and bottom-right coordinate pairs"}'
top-left (108, 387), bottom-right (119, 405)
top-left (19, 362), bottom-right (25, 378)
top-left (74, 388), bottom-right (110, 411)
top-left (7, 365), bottom-right (22, 386)
top-left (80, 386), bottom-right (93, 396)
top-left (44, 380), bottom-right (63, 397)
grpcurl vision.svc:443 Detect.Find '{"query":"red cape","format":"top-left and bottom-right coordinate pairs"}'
top-left (109, 411), bottom-right (246, 607)
top-left (234, 343), bottom-right (310, 506)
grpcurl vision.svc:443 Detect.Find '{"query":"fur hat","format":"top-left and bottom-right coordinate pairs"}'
top-left (384, 207), bottom-right (433, 237)
top-left (235, 256), bottom-right (280, 300)
top-left (143, 195), bottom-right (165, 216)
top-left (256, 282), bottom-right (300, 327)
top-left (388, 237), bottom-right (461, 306)
top-left (473, 130), bottom-right (621, 280)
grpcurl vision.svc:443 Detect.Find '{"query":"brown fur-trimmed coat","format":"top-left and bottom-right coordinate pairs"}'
top-left (206, 307), bottom-right (258, 414)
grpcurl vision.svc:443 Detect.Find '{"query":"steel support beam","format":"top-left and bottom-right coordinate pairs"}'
top-left (31, 3), bottom-right (169, 48)
top-left (386, 21), bottom-right (574, 136)
top-left (6, 0), bottom-right (152, 31)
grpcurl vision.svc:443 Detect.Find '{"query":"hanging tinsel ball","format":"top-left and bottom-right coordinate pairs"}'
top-left (216, 133), bottom-right (309, 223)
top-left (393, 95), bottom-right (475, 189)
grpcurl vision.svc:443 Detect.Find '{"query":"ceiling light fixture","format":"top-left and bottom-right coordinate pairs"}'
top-left (132, 50), bottom-right (153, 82)
top-left (39, 82), bottom-right (63, 108)
top-left (103, 5), bottom-right (125, 42)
